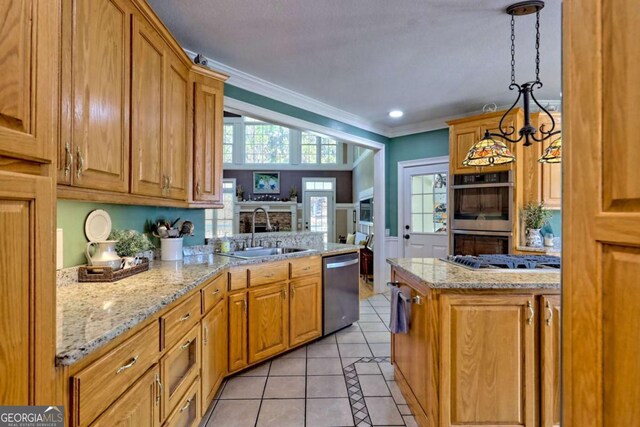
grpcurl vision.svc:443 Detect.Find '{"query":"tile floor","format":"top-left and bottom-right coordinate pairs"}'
top-left (201, 292), bottom-right (416, 427)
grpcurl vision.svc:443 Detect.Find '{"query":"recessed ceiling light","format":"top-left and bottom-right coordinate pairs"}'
top-left (389, 110), bottom-right (404, 118)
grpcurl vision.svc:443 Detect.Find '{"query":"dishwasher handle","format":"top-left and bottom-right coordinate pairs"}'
top-left (325, 258), bottom-right (359, 269)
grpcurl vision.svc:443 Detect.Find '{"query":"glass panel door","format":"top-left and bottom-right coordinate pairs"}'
top-left (304, 191), bottom-right (335, 243)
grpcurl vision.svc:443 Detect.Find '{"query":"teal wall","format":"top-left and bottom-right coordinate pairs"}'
top-left (386, 129), bottom-right (450, 235)
top-left (544, 210), bottom-right (562, 238)
top-left (57, 200), bottom-right (206, 267)
top-left (225, 85), bottom-right (389, 144)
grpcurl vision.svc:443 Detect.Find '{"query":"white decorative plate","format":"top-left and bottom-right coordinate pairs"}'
top-left (85, 209), bottom-right (112, 242)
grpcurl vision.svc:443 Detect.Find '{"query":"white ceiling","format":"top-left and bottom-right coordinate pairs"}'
top-left (148, 0), bottom-right (562, 135)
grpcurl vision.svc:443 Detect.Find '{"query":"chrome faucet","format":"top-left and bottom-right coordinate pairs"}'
top-left (251, 207), bottom-right (272, 248)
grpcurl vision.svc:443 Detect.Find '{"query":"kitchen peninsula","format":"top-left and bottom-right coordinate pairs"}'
top-left (387, 258), bottom-right (560, 427)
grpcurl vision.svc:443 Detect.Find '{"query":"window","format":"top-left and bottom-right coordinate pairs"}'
top-left (223, 124), bottom-right (234, 164)
top-left (244, 121), bottom-right (290, 164)
top-left (301, 132), bottom-right (338, 164)
top-left (410, 173), bottom-right (447, 233)
top-left (205, 180), bottom-right (235, 238)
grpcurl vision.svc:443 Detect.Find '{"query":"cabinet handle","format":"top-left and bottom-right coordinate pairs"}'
top-left (203, 326), bottom-right (208, 346)
top-left (526, 301), bottom-right (534, 325)
top-left (168, 175), bottom-right (173, 189)
top-left (64, 142), bottom-right (73, 176)
top-left (115, 355), bottom-right (138, 374)
top-left (179, 397), bottom-right (193, 413)
top-left (179, 313), bottom-right (191, 322)
top-left (180, 339), bottom-right (192, 350)
top-left (76, 147), bottom-right (84, 178)
top-left (196, 181), bottom-right (201, 194)
top-left (281, 289), bottom-right (287, 299)
top-left (545, 300), bottom-right (553, 326)
top-left (211, 289), bottom-right (220, 295)
top-left (155, 373), bottom-right (163, 405)
top-left (291, 287), bottom-right (295, 298)
top-left (243, 298), bottom-right (247, 312)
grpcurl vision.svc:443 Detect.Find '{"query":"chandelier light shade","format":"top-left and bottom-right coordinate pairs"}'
top-left (538, 136), bottom-right (562, 163)
top-left (463, 130), bottom-right (516, 166)
top-left (465, 1), bottom-right (562, 165)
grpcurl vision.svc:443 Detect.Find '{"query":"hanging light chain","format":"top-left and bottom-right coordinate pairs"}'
top-left (510, 14), bottom-right (516, 85)
top-left (535, 9), bottom-right (541, 83)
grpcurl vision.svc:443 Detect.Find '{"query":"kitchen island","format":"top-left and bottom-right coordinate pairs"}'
top-left (387, 258), bottom-right (560, 427)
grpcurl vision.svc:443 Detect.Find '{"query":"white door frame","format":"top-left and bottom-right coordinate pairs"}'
top-left (302, 177), bottom-right (336, 242)
top-left (397, 156), bottom-right (449, 257)
top-left (225, 97), bottom-right (388, 294)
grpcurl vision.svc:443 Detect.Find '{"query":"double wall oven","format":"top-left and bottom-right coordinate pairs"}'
top-left (451, 171), bottom-right (514, 255)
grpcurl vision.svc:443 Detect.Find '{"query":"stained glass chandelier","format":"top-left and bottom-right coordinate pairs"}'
top-left (463, 1), bottom-right (562, 166)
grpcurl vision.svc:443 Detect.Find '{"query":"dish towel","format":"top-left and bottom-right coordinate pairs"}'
top-left (389, 286), bottom-right (411, 334)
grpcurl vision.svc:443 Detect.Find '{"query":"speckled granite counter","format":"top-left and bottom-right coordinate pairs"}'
top-left (56, 243), bottom-right (359, 366)
top-left (387, 258), bottom-right (560, 290)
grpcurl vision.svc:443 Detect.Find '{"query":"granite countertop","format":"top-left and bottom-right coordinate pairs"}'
top-left (56, 243), bottom-right (359, 366)
top-left (387, 257), bottom-right (560, 290)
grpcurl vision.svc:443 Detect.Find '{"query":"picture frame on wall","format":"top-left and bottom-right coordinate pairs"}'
top-left (253, 171), bottom-right (280, 194)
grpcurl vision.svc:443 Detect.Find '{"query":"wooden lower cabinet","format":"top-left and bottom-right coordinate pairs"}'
top-left (228, 292), bottom-right (248, 372)
top-left (440, 294), bottom-right (536, 427)
top-left (541, 295), bottom-right (561, 427)
top-left (201, 299), bottom-right (227, 412)
top-left (248, 283), bottom-right (289, 363)
top-left (163, 378), bottom-right (200, 427)
top-left (289, 277), bottom-right (322, 346)
top-left (90, 365), bottom-right (161, 427)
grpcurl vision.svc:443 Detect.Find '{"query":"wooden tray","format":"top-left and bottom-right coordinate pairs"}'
top-left (78, 257), bottom-right (150, 282)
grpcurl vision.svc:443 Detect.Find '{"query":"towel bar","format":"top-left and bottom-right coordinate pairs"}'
top-left (387, 282), bottom-right (423, 305)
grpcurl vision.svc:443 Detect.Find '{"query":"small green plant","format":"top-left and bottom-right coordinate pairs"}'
top-left (236, 184), bottom-right (244, 199)
top-left (522, 202), bottom-right (552, 230)
top-left (108, 229), bottom-right (154, 257)
top-left (289, 185), bottom-right (298, 199)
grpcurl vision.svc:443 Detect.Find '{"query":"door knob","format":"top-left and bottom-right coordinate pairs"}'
top-left (405, 225), bottom-right (410, 230)
top-left (403, 234), bottom-right (410, 240)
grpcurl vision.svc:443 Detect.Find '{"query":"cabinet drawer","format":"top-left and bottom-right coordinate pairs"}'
top-left (228, 267), bottom-right (248, 291)
top-left (290, 256), bottom-right (321, 280)
top-left (201, 273), bottom-right (226, 314)
top-left (249, 261), bottom-right (289, 287)
top-left (73, 323), bottom-right (159, 427)
top-left (161, 325), bottom-right (200, 421)
top-left (161, 292), bottom-right (200, 350)
top-left (163, 377), bottom-right (200, 427)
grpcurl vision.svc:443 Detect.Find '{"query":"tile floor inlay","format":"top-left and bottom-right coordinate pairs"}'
top-left (203, 292), bottom-right (415, 427)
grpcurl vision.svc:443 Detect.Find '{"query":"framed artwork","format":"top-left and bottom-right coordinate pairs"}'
top-left (253, 172), bottom-right (280, 194)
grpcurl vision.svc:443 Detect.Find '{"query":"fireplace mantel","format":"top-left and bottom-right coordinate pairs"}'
top-left (234, 201), bottom-right (298, 233)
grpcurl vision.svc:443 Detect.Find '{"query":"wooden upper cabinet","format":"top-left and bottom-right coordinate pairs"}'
top-left (192, 68), bottom-right (225, 204)
top-left (289, 277), bottom-right (322, 347)
top-left (0, 0), bottom-right (57, 162)
top-left (163, 58), bottom-right (190, 200)
top-left (440, 294), bottom-right (536, 427)
top-left (541, 295), bottom-right (561, 427)
top-left (60, 0), bottom-right (131, 191)
top-left (248, 283), bottom-right (289, 364)
top-left (131, 15), bottom-right (165, 198)
top-left (448, 109), bottom-right (523, 175)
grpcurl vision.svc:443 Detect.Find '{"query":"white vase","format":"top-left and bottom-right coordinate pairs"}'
top-left (161, 238), bottom-right (183, 261)
top-left (526, 228), bottom-right (544, 247)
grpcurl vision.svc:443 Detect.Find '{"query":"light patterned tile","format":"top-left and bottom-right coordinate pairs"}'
top-left (364, 397), bottom-right (404, 426)
top-left (339, 343), bottom-right (373, 358)
top-left (307, 343), bottom-right (340, 358)
top-left (263, 376), bottom-right (305, 399)
top-left (307, 357), bottom-right (344, 375)
top-left (307, 375), bottom-right (348, 398)
top-left (369, 343), bottom-right (391, 357)
top-left (398, 404), bottom-right (412, 415)
top-left (378, 362), bottom-right (395, 380)
top-left (239, 362), bottom-right (271, 377)
top-left (358, 322), bottom-right (389, 332)
top-left (337, 331), bottom-right (367, 344)
top-left (359, 314), bottom-right (383, 322)
top-left (206, 400), bottom-right (261, 427)
top-left (355, 362), bottom-right (381, 375)
top-left (403, 415), bottom-right (419, 427)
top-left (386, 380), bottom-right (407, 405)
top-left (363, 331), bottom-right (390, 343)
top-left (269, 357), bottom-right (306, 376)
top-left (358, 375), bottom-right (391, 397)
top-left (306, 398), bottom-right (354, 427)
top-left (220, 376), bottom-right (267, 399)
top-left (256, 399), bottom-right (304, 427)
top-left (280, 346), bottom-right (307, 359)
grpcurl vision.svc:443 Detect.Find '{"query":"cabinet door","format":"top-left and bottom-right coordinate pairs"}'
top-left (289, 277), bottom-right (322, 347)
top-left (391, 283), bottom-right (428, 415)
top-left (541, 295), bottom-right (561, 427)
top-left (248, 283), bottom-right (289, 364)
top-left (523, 112), bottom-right (562, 208)
top-left (0, 172), bottom-right (54, 405)
top-left (131, 16), bottom-right (165, 197)
top-left (91, 365), bottom-right (160, 427)
top-left (163, 56), bottom-right (189, 201)
top-left (227, 292), bottom-right (248, 372)
top-left (192, 79), bottom-right (223, 203)
top-left (450, 122), bottom-right (480, 175)
top-left (65, 0), bottom-right (130, 191)
top-left (440, 294), bottom-right (535, 427)
top-left (201, 299), bottom-right (227, 412)
top-left (0, 0), bottom-right (57, 162)
top-left (542, 162), bottom-right (562, 209)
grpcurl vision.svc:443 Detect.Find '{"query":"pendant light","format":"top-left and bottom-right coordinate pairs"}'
top-left (464, 1), bottom-right (562, 166)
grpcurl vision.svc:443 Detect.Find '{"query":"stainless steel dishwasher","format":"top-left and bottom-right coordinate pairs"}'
top-left (323, 252), bottom-right (360, 335)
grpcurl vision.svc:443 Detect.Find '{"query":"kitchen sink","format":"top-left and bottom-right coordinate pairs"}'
top-left (220, 247), bottom-right (314, 259)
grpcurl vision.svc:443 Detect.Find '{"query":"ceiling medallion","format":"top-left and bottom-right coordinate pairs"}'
top-left (465, 0), bottom-right (562, 166)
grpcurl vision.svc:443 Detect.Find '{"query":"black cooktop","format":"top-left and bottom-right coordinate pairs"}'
top-left (446, 254), bottom-right (561, 270)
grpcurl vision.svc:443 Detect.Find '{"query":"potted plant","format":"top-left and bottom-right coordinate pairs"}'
top-left (236, 184), bottom-right (244, 202)
top-left (108, 229), bottom-right (154, 267)
top-left (289, 185), bottom-right (298, 202)
top-left (522, 202), bottom-right (552, 247)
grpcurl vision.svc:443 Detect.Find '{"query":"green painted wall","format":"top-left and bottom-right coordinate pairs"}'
top-left (386, 129), bottom-right (450, 235)
top-left (224, 84), bottom-right (389, 144)
top-left (544, 210), bottom-right (562, 238)
top-left (57, 200), bottom-right (206, 267)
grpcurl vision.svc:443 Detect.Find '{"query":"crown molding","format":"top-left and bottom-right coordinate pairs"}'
top-left (184, 49), bottom-right (391, 137)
